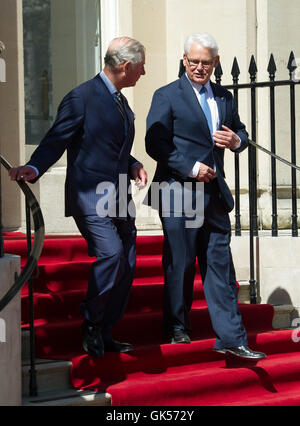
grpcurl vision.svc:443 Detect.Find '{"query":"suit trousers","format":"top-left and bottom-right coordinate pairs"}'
top-left (160, 210), bottom-right (248, 350)
top-left (73, 215), bottom-right (136, 340)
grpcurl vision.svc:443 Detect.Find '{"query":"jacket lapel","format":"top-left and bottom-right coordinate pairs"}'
top-left (122, 95), bottom-right (135, 132)
top-left (94, 75), bottom-right (125, 128)
top-left (179, 75), bottom-right (213, 143)
top-left (211, 82), bottom-right (226, 128)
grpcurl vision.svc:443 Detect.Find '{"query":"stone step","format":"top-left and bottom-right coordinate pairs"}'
top-left (23, 388), bottom-right (111, 406)
top-left (237, 280), bottom-right (251, 304)
top-left (272, 304), bottom-right (297, 329)
top-left (22, 358), bottom-right (111, 406)
top-left (22, 359), bottom-right (72, 397)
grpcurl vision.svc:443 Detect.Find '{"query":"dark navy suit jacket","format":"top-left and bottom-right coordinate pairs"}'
top-left (145, 74), bottom-right (249, 229)
top-left (28, 74), bottom-right (138, 217)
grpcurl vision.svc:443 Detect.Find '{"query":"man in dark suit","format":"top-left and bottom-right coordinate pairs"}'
top-left (9, 37), bottom-right (148, 357)
top-left (145, 33), bottom-right (266, 360)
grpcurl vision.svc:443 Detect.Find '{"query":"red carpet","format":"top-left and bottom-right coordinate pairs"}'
top-left (4, 232), bottom-right (300, 406)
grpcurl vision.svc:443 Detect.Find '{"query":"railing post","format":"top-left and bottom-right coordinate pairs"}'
top-left (214, 62), bottom-right (223, 85)
top-left (26, 200), bottom-right (38, 397)
top-left (231, 57), bottom-right (242, 236)
top-left (249, 56), bottom-right (258, 237)
top-left (268, 54), bottom-right (278, 236)
top-left (248, 55), bottom-right (258, 304)
top-left (288, 51), bottom-right (298, 237)
top-left (248, 144), bottom-right (257, 304)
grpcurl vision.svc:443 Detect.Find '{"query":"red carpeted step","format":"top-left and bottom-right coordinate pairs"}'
top-left (69, 336), bottom-right (300, 406)
top-left (226, 382), bottom-right (300, 406)
top-left (4, 234), bottom-right (91, 266)
top-left (21, 289), bottom-right (85, 324)
top-left (31, 303), bottom-right (274, 359)
top-left (3, 232), bottom-right (27, 238)
top-left (27, 260), bottom-right (92, 293)
top-left (4, 234), bottom-right (164, 264)
top-left (100, 351), bottom-right (300, 406)
top-left (21, 255), bottom-right (165, 293)
top-left (44, 327), bottom-right (300, 388)
top-left (126, 278), bottom-right (204, 314)
top-left (5, 232), bottom-right (300, 406)
top-left (21, 276), bottom-right (205, 325)
top-left (136, 235), bottom-right (164, 255)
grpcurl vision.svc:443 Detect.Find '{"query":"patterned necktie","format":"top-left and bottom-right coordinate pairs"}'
top-left (114, 91), bottom-right (126, 121)
top-left (199, 86), bottom-right (213, 137)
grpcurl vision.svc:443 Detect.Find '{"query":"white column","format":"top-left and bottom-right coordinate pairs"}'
top-left (100, 0), bottom-right (120, 57)
top-left (0, 0), bottom-right (25, 231)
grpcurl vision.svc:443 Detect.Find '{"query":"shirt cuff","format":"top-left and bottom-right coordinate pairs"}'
top-left (131, 161), bottom-right (143, 169)
top-left (189, 161), bottom-right (201, 178)
top-left (27, 165), bottom-right (39, 176)
top-left (232, 136), bottom-right (241, 151)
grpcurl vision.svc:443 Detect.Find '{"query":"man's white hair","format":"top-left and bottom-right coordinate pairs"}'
top-left (184, 33), bottom-right (219, 58)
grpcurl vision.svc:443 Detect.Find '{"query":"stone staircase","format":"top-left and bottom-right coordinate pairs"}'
top-left (21, 280), bottom-right (296, 406)
top-left (22, 332), bottom-right (111, 406)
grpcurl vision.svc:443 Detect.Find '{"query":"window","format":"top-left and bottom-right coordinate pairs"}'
top-left (23, 0), bottom-right (101, 146)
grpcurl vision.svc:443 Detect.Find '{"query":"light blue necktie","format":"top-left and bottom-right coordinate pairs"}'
top-left (199, 86), bottom-right (213, 137)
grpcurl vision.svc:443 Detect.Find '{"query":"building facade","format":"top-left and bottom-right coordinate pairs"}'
top-left (1, 0), bottom-right (300, 308)
top-left (1, 0), bottom-right (300, 233)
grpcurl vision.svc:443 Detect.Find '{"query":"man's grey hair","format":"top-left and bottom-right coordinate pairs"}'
top-left (184, 33), bottom-right (219, 58)
top-left (104, 37), bottom-right (145, 68)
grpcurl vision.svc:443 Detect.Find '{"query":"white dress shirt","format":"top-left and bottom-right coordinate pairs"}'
top-left (185, 74), bottom-right (240, 178)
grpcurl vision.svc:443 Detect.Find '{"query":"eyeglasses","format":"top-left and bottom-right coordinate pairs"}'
top-left (186, 57), bottom-right (215, 69)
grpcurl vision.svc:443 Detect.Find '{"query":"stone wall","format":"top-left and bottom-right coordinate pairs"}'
top-left (0, 255), bottom-right (21, 406)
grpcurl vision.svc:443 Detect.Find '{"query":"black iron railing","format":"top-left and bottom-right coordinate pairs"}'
top-left (218, 52), bottom-right (300, 304)
top-left (216, 52), bottom-right (300, 236)
top-left (0, 155), bottom-right (45, 396)
top-left (179, 51), bottom-right (300, 304)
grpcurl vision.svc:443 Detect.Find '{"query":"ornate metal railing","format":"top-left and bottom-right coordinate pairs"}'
top-left (0, 155), bottom-right (45, 396)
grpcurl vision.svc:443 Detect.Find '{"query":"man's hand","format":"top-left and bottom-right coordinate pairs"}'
top-left (8, 165), bottom-right (37, 182)
top-left (131, 163), bottom-right (148, 189)
top-left (196, 163), bottom-right (217, 183)
top-left (213, 125), bottom-right (240, 150)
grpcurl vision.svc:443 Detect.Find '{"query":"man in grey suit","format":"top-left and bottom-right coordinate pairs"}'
top-left (145, 33), bottom-right (266, 360)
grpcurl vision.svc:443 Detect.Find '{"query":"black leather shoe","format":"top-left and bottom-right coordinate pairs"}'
top-left (103, 339), bottom-right (134, 353)
top-left (220, 346), bottom-right (267, 360)
top-left (168, 330), bottom-right (191, 344)
top-left (214, 348), bottom-right (227, 354)
top-left (81, 320), bottom-right (104, 357)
